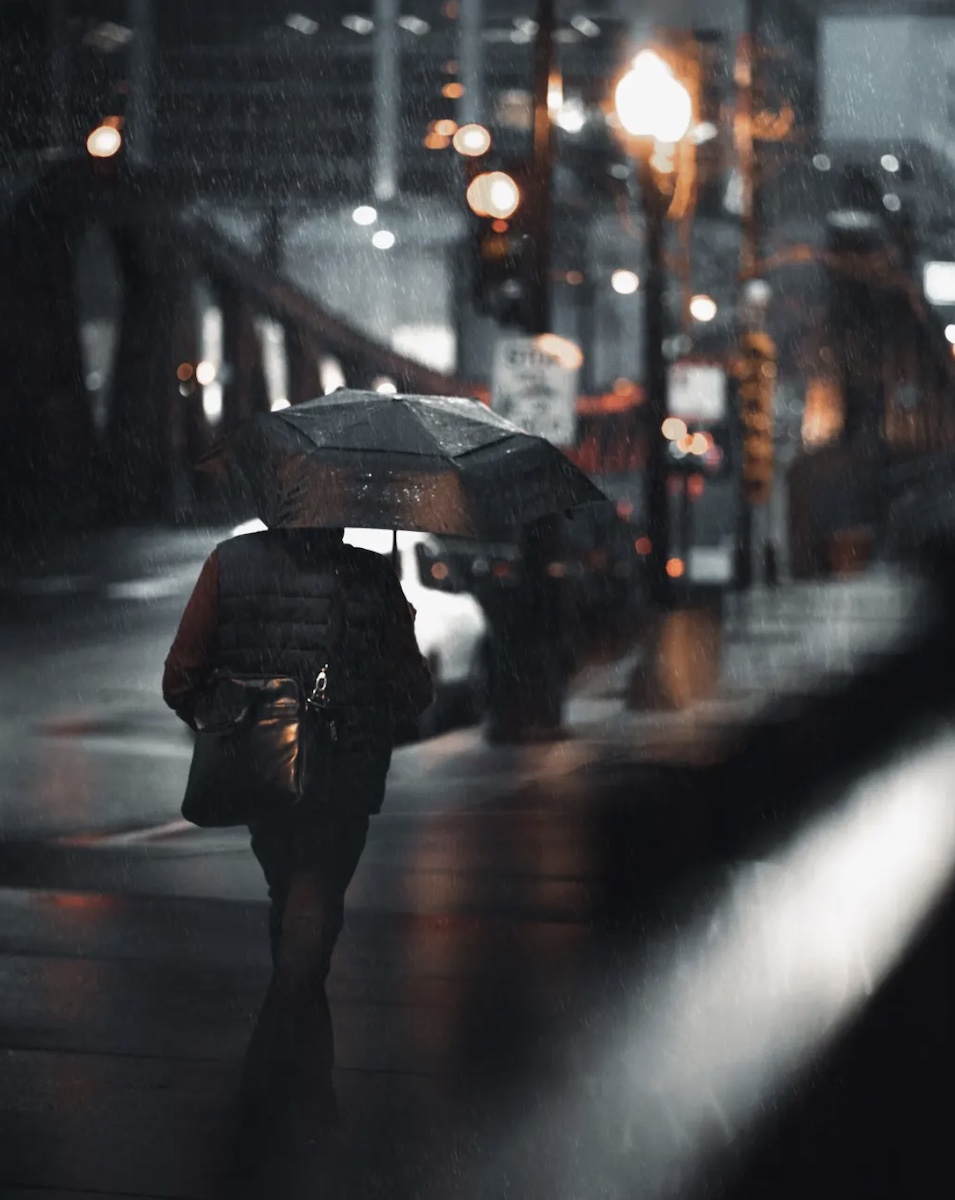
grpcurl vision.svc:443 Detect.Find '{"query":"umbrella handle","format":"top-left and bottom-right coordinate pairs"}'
top-left (391, 529), bottom-right (399, 574)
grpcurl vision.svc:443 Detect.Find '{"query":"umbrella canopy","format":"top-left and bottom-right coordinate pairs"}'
top-left (224, 390), bottom-right (608, 537)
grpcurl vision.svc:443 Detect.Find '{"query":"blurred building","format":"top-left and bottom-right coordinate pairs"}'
top-left (2, 0), bottom-right (955, 558)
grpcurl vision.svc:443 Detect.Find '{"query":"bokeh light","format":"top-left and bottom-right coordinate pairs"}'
top-left (611, 269), bottom-right (639, 295)
top-left (86, 123), bottom-right (122, 158)
top-left (452, 123), bottom-right (492, 156)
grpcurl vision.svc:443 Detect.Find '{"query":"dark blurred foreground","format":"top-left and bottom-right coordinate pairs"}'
top-left (1, 539), bottom-right (955, 1199)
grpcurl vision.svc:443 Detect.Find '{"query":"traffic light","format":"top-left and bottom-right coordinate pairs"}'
top-left (737, 330), bottom-right (775, 503)
top-left (463, 157), bottom-right (531, 325)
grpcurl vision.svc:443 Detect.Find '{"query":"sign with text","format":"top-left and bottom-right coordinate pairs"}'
top-left (491, 335), bottom-right (580, 445)
top-left (668, 363), bottom-right (727, 421)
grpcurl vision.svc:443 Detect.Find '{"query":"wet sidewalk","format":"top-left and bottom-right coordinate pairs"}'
top-left (572, 566), bottom-right (926, 752)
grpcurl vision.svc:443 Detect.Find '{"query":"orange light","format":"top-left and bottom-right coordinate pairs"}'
top-left (424, 132), bottom-right (450, 149)
top-left (443, 59), bottom-right (459, 74)
top-left (466, 170), bottom-right (520, 218)
top-left (430, 561), bottom-right (450, 581)
top-left (86, 122), bottom-right (122, 158)
top-left (546, 561), bottom-right (567, 578)
top-left (452, 122), bottom-right (492, 156)
top-left (688, 473), bottom-right (705, 498)
top-left (491, 560), bottom-right (512, 579)
top-left (635, 536), bottom-right (652, 555)
top-left (443, 0), bottom-right (459, 17)
top-left (616, 500), bottom-right (633, 519)
top-left (566, 269), bottom-right (584, 285)
top-left (433, 118), bottom-right (458, 137)
top-left (677, 434), bottom-right (695, 454)
top-left (176, 362), bottom-right (194, 381)
top-left (490, 219), bottom-right (508, 233)
top-left (666, 557), bottom-right (685, 578)
top-left (661, 417), bottom-right (687, 440)
top-left (441, 82), bottom-right (465, 99)
top-left (534, 333), bottom-right (584, 371)
top-left (48, 891), bottom-right (115, 911)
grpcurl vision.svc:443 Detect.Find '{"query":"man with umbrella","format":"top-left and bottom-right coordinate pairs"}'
top-left (163, 389), bottom-right (605, 1143)
top-left (164, 520), bottom-right (433, 1140)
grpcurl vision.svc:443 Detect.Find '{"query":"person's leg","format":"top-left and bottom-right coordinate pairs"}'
top-left (243, 808), bottom-right (369, 1132)
top-left (239, 816), bottom-right (296, 1111)
top-left (249, 817), bottom-right (294, 964)
top-left (276, 811), bottom-right (369, 1082)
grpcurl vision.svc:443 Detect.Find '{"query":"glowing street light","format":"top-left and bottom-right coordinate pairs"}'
top-left (614, 50), bottom-right (693, 145)
top-left (611, 269), bottom-right (640, 295)
top-left (466, 170), bottom-right (520, 219)
top-left (86, 122), bottom-right (122, 158)
top-left (371, 229), bottom-right (396, 249)
top-left (195, 360), bottom-right (217, 386)
top-left (452, 123), bottom-right (491, 157)
top-left (689, 294), bottom-right (718, 322)
top-left (611, 48), bottom-right (694, 613)
top-left (352, 204), bottom-right (378, 225)
top-left (661, 417), bottom-right (687, 441)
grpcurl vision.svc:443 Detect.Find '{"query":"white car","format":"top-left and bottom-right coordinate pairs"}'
top-left (231, 520), bottom-right (488, 735)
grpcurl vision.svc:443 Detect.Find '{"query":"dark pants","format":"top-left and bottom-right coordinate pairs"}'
top-left (241, 807), bottom-right (369, 1115)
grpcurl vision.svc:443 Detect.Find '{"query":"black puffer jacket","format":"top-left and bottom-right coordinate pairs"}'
top-left (204, 529), bottom-right (431, 814)
top-left (216, 529), bottom-right (428, 715)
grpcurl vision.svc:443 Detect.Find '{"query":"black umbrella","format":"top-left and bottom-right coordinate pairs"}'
top-left (223, 390), bottom-right (608, 537)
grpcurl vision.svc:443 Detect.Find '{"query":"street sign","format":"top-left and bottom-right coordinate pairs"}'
top-left (491, 335), bottom-right (580, 445)
top-left (668, 362), bottom-right (727, 421)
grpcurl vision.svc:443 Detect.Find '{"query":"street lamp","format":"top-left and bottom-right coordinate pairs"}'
top-left (613, 49), bottom-right (693, 607)
top-left (614, 50), bottom-right (693, 144)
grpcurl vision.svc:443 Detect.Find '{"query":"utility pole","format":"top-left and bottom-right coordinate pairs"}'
top-left (373, 0), bottom-right (399, 202)
top-left (638, 154), bottom-right (673, 607)
top-left (485, 0), bottom-right (565, 741)
top-left (735, 0), bottom-right (775, 589)
top-left (526, 0), bottom-right (555, 335)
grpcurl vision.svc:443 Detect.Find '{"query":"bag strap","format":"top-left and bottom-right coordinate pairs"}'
top-left (308, 564), bottom-right (352, 707)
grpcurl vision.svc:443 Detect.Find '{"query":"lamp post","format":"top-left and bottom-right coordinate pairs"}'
top-left (613, 50), bottom-right (693, 607)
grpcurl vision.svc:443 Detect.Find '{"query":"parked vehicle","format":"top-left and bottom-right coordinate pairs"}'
top-left (343, 527), bottom-right (488, 734)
